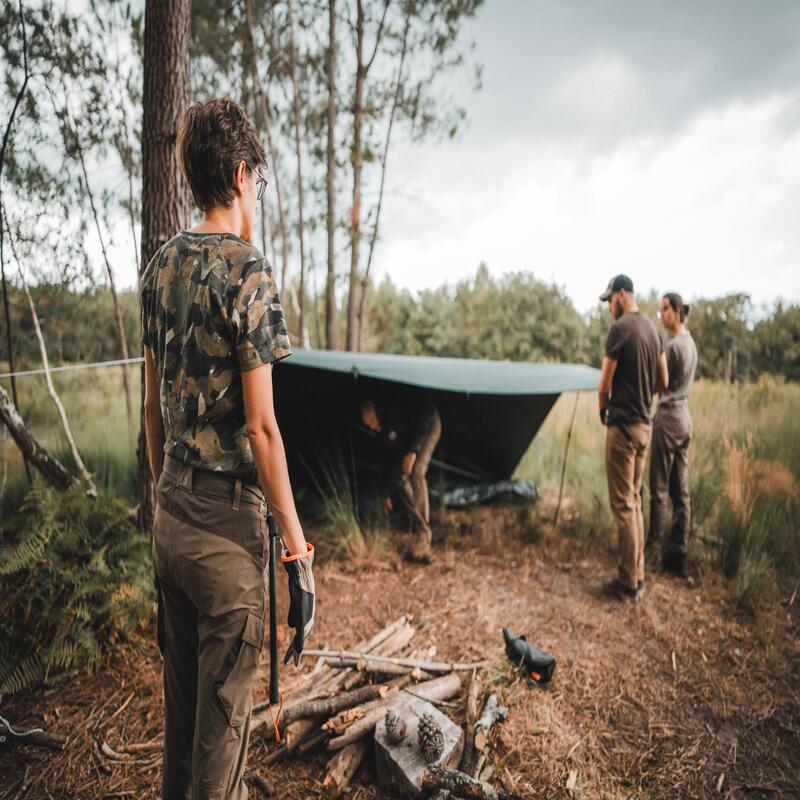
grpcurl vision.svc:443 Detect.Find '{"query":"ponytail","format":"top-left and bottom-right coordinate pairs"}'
top-left (664, 292), bottom-right (689, 323)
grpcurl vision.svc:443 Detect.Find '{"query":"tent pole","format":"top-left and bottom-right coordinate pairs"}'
top-left (554, 392), bottom-right (580, 526)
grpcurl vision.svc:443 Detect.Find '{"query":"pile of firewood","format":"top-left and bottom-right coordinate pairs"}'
top-left (250, 615), bottom-right (517, 799)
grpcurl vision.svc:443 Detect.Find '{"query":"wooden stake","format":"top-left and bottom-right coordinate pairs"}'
top-left (555, 391), bottom-right (580, 525)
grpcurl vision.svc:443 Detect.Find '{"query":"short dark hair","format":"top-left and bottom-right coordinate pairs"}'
top-left (177, 97), bottom-right (266, 212)
top-left (664, 292), bottom-right (690, 322)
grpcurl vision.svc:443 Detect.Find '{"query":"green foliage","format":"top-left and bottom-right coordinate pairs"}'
top-left (303, 446), bottom-right (392, 564)
top-left (518, 381), bottom-right (800, 604)
top-left (366, 265), bottom-right (588, 363)
top-left (365, 269), bottom-right (800, 381)
top-left (0, 483), bottom-right (153, 694)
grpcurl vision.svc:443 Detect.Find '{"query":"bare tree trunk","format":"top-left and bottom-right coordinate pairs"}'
top-left (325, 0), bottom-right (339, 351)
top-left (137, 0), bottom-right (191, 532)
top-left (286, 0), bottom-right (310, 349)
top-left (345, 0), bottom-right (366, 352)
top-left (0, 383), bottom-right (72, 491)
top-left (345, 0), bottom-right (389, 352)
top-left (72, 115), bottom-right (134, 437)
top-left (0, 0), bottom-right (32, 486)
top-left (357, 7), bottom-right (411, 350)
top-left (245, 0), bottom-right (290, 289)
top-left (255, 12), bottom-right (291, 293)
top-left (10, 237), bottom-right (95, 494)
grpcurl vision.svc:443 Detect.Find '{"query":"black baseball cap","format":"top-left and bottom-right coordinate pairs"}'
top-left (599, 274), bottom-right (634, 302)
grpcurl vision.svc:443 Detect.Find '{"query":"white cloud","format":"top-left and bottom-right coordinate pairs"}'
top-left (373, 95), bottom-right (800, 312)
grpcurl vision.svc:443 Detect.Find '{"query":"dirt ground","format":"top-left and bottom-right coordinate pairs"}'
top-left (3, 499), bottom-right (799, 799)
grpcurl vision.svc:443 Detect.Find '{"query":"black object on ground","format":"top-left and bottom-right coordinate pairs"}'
top-left (438, 479), bottom-right (537, 508)
top-left (502, 628), bottom-right (556, 685)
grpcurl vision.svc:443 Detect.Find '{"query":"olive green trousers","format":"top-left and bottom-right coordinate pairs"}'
top-left (152, 455), bottom-right (268, 800)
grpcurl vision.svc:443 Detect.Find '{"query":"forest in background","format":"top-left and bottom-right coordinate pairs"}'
top-left (0, 269), bottom-right (798, 382)
top-left (2, 1), bottom-right (797, 383)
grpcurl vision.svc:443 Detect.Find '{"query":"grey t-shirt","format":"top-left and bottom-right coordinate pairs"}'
top-left (659, 331), bottom-right (697, 406)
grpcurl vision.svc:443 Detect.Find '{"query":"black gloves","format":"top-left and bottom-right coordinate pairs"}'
top-left (281, 543), bottom-right (315, 666)
top-left (599, 407), bottom-right (608, 426)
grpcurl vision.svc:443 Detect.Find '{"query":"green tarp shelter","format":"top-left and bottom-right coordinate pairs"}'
top-left (273, 350), bottom-right (599, 493)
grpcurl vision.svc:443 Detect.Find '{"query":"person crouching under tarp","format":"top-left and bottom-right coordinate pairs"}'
top-left (360, 395), bottom-right (441, 564)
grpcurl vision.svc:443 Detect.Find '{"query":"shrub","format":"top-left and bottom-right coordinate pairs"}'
top-left (0, 483), bottom-right (154, 694)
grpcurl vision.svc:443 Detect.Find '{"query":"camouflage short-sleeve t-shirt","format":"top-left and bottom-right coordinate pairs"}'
top-left (139, 231), bottom-right (292, 480)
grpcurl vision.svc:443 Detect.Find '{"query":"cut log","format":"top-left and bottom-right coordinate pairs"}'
top-left (285, 718), bottom-right (318, 753)
top-left (374, 696), bottom-right (464, 798)
top-left (460, 670), bottom-right (483, 775)
top-left (474, 694), bottom-right (508, 752)
top-left (302, 649), bottom-right (488, 674)
top-left (259, 616), bottom-right (411, 710)
top-left (420, 764), bottom-right (521, 800)
top-left (322, 675), bottom-right (412, 734)
top-left (282, 682), bottom-right (390, 727)
top-left (316, 657), bottom-right (433, 678)
top-left (336, 622), bottom-right (415, 693)
top-left (296, 729), bottom-right (329, 754)
top-left (322, 740), bottom-right (368, 798)
top-left (327, 673), bottom-right (462, 750)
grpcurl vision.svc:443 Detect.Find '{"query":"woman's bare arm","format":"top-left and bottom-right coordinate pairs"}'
top-left (241, 363), bottom-right (307, 556)
top-left (143, 346), bottom-right (166, 483)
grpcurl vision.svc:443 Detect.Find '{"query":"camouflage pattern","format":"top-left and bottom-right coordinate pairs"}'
top-left (140, 231), bottom-right (292, 480)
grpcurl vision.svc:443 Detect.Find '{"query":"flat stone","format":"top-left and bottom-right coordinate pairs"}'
top-left (374, 696), bottom-right (464, 798)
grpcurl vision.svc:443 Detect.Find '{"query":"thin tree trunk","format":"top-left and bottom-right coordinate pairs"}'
top-left (245, 0), bottom-right (290, 287)
top-left (345, 0), bottom-right (366, 352)
top-left (357, 6), bottom-right (411, 350)
top-left (0, 383), bottom-right (72, 490)
top-left (286, 0), bottom-right (309, 349)
top-left (71, 113), bottom-right (134, 436)
top-left (0, 0), bottom-right (32, 485)
top-left (10, 234), bottom-right (95, 494)
top-left (138, 0), bottom-right (191, 532)
top-left (345, 0), bottom-right (389, 351)
top-left (325, 0), bottom-right (339, 350)
top-left (255, 13), bottom-right (291, 293)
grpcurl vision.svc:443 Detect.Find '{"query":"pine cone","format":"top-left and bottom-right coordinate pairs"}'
top-left (417, 712), bottom-right (444, 764)
top-left (384, 707), bottom-right (407, 744)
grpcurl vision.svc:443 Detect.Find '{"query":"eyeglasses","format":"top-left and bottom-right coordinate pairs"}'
top-left (252, 167), bottom-right (269, 201)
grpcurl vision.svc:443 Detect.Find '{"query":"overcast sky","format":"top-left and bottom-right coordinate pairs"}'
top-left (372, 0), bottom-right (800, 312)
top-left (105, 0), bottom-right (800, 314)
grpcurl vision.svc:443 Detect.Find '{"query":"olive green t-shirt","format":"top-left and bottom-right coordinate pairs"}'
top-left (139, 231), bottom-right (292, 480)
top-left (604, 311), bottom-right (662, 426)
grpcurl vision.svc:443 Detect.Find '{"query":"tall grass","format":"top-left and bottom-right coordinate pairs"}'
top-left (301, 446), bottom-right (394, 565)
top-left (517, 376), bottom-right (800, 601)
top-left (3, 363), bottom-right (798, 599)
top-left (1, 364), bottom-right (139, 521)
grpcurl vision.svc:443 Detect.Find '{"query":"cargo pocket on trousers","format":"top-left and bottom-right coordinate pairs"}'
top-left (215, 610), bottom-right (265, 729)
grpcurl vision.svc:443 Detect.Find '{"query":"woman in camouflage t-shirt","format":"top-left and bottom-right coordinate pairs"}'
top-left (140, 98), bottom-right (314, 800)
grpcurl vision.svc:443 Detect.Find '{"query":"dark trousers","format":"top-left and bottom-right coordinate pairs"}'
top-left (648, 404), bottom-right (692, 561)
top-left (153, 455), bottom-right (268, 800)
top-left (395, 410), bottom-right (442, 539)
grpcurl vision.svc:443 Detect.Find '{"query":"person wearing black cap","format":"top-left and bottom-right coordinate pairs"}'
top-left (597, 274), bottom-right (668, 601)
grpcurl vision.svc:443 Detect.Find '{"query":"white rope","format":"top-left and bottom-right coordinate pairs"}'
top-left (0, 356), bottom-right (145, 380)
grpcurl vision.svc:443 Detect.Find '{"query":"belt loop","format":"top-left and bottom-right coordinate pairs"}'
top-left (232, 478), bottom-right (242, 511)
top-left (178, 463), bottom-right (194, 493)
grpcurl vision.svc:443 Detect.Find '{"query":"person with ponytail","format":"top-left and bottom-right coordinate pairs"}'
top-left (648, 292), bottom-right (698, 577)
